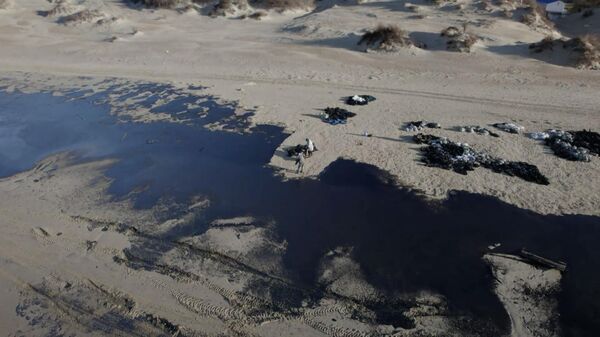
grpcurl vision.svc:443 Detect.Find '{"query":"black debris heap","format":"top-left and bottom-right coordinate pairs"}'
top-left (543, 129), bottom-right (600, 162)
top-left (405, 121), bottom-right (441, 132)
top-left (571, 130), bottom-right (600, 155)
top-left (346, 95), bottom-right (377, 106)
top-left (286, 144), bottom-right (308, 157)
top-left (414, 133), bottom-right (549, 185)
top-left (322, 107), bottom-right (356, 125)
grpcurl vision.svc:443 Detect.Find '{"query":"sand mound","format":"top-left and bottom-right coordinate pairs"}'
top-left (530, 34), bottom-right (600, 69)
top-left (59, 9), bottom-right (106, 25)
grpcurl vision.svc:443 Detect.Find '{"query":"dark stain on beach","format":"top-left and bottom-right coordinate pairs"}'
top-left (1, 83), bottom-right (599, 336)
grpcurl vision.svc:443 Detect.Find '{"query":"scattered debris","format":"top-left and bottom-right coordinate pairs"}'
top-left (32, 227), bottom-right (50, 237)
top-left (459, 125), bottom-right (499, 137)
top-left (85, 240), bottom-right (97, 251)
top-left (487, 243), bottom-right (501, 250)
top-left (321, 107), bottom-right (356, 125)
top-left (414, 134), bottom-right (549, 184)
top-left (493, 122), bottom-right (525, 134)
top-left (405, 121), bottom-right (441, 132)
top-left (346, 95), bottom-right (376, 106)
top-left (520, 249), bottom-right (567, 272)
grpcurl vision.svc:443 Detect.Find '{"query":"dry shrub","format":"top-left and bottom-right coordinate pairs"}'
top-left (448, 33), bottom-right (478, 52)
top-left (358, 25), bottom-right (415, 51)
top-left (529, 34), bottom-right (600, 69)
top-left (529, 36), bottom-right (555, 53)
top-left (570, 34), bottom-right (600, 69)
top-left (130, 0), bottom-right (183, 8)
top-left (42, 0), bottom-right (76, 17)
top-left (248, 10), bottom-right (267, 19)
top-left (441, 26), bottom-right (460, 37)
top-left (59, 9), bottom-right (104, 25)
top-left (479, 0), bottom-right (493, 11)
top-left (210, 0), bottom-right (313, 16)
top-left (521, 0), bottom-right (554, 30)
top-left (442, 25), bottom-right (478, 52)
top-left (210, 0), bottom-right (248, 16)
top-left (405, 4), bottom-right (419, 12)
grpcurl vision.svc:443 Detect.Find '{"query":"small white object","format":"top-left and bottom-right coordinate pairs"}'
top-left (351, 95), bottom-right (366, 103)
top-left (529, 132), bottom-right (549, 140)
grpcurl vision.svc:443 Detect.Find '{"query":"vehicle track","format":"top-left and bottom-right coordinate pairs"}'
top-left (198, 74), bottom-right (598, 115)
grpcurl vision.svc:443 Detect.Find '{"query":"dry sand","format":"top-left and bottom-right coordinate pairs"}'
top-left (0, 0), bottom-right (599, 336)
top-left (1, 0), bottom-right (599, 215)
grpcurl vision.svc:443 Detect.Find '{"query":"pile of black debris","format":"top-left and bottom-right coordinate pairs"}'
top-left (537, 129), bottom-right (600, 162)
top-left (321, 107), bottom-right (356, 125)
top-left (286, 144), bottom-right (308, 157)
top-left (414, 133), bottom-right (549, 185)
top-left (459, 125), bottom-right (499, 137)
top-left (346, 95), bottom-right (376, 106)
top-left (493, 122), bottom-right (524, 134)
top-left (405, 121), bottom-right (441, 132)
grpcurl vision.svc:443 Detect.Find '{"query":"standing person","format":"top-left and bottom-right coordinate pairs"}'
top-left (295, 152), bottom-right (305, 174)
top-left (306, 138), bottom-right (317, 157)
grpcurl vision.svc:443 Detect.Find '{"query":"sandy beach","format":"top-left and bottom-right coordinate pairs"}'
top-left (1, 0), bottom-right (599, 336)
